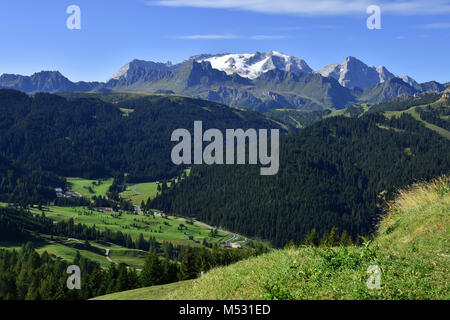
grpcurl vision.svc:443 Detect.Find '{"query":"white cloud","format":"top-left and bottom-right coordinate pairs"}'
top-left (250, 35), bottom-right (288, 40)
top-left (178, 34), bottom-right (240, 39)
top-left (147, 0), bottom-right (450, 15)
top-left (177, 34), bottom-right (288, 40)
top-left (422, 22), bottom-right (450, 29)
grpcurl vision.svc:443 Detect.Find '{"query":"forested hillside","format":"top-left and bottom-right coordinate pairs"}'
top-left (0, 89), bottom-right (282, 186)
top-left (150, 114), bottom-right (450, 247)
top-left (0, 155), bottom-right (64, 204)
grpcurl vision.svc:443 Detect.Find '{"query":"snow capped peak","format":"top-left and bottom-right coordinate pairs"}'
top-left (197, 51), bottom-right (312, 79)
top-left (267, 50), bottom-right (290, 60)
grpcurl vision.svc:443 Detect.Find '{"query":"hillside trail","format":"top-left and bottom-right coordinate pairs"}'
top-left (68, 238), bottom-right (116, 264)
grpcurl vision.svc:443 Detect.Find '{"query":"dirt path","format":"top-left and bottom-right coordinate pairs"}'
top-left (68, 238), bottom-right (115, 264)
top-left (104, 248), bottom-right (113, 263)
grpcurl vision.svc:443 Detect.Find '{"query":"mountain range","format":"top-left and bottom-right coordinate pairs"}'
top-left (0, 51), bottom-right (446, 112)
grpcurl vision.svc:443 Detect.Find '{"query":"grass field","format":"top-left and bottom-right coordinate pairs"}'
top-left (121, 169), bottom-right (190, 205)
top-left (3, 168), bottom-right (241, 271)
top-left (96, 176), bottom-right (450, 300)
top-left (0, 238), bottom-right (113, 269)
top-left (29, 205), bottom-right (229, 247)
top-left (67, 177), bottom-right (114, 198)
top-left (108, 250), bottom-right (148, 269)
top-left (93, 280), bottom-right (193, 300)
top-left (383, 98), bottom-right (450, 140)
top-left (120, 182), bottom-right (169, 205)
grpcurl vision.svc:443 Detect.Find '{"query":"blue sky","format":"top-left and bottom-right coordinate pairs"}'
top-left (0, 0), bottom-right (449, 83)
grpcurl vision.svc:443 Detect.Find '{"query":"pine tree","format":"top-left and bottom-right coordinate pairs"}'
top-left (320, 231), bottom-right (329, 247)
top-left (141, 249), bottom-right (162, 286)
top-left (179, 246), bottom-right (198, 280)
top-left (303, 229), bottom-right (319, 247)
top-left (211, 244), bottom-right (222, 267)
top-left (340, 230), bottom-right (353, 246)
top-left (127, 268), bottom-right (140, 289)
top-left (328, 227), bottom-right (340, 246)
top-left (284, 240), bottom-right (296, 249)
top-left (115, 263), bottom-right (129, 292)
top-left (321, 227), bottom-right (339, 247)
top-left (126, 234), bottom-right (134, 249)
top-left (136, 233), bottom-right (146, 250)
top-left (198, 247), bottom-right (211, 272)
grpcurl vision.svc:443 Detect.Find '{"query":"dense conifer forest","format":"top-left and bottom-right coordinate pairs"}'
top-left (150, 113), bottom-right (450, 247)
top-left (0, 89), bottom-right (282, 185)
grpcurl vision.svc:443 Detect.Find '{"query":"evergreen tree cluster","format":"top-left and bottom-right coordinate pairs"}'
top-left (150, 114), bottom-right (450, 247)
top-left (0, 155), bottom-right (64, 205)
top-left (0, 89), bottom-right (282, 187)
top-left (416, 104), bottom-right (450, 131)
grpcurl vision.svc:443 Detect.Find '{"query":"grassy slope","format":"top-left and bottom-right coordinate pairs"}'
top-left (384, 106), bottom-right (450, 140)
top-left (96, 176), bottom-right (450, 300)
top-left (67, 177), bottom-right (114, 198)
top-left (93, 281), bottom-right (193, 300)
top-left (0, 237), bottom-right (149, 270)
top-left (0, 238), bottom-right (113, 269)
top-left (121, 182), bottom-right (170, 206)
top-left (121, 169), bottom-right (190, 205)
top-left (28, 205), bottom-right (228, 247)
top-left (381, 95), bottom-right (450, 140)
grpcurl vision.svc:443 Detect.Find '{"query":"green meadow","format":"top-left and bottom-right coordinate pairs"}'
top-left (0, 238), bottom-right (113, 269)
top-left (121, 169), bottom-right (190, 205)
top-left (383, 95), bottom-right (450, 140)
top-left (120, 182), bottom-right (166, 205)
top-left (66, 177), bottom-right (114, 198)
top-left (30, 205), bottom-right (229, 247)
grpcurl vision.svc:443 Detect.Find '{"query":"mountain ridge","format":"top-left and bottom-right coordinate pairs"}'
top-left (1, 52), bottom-right (446, 112)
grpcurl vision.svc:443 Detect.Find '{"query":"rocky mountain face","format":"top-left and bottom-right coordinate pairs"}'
top-left (0, 71), bottom-right (101, 93)
top-left (317, 56), bottom-right (396, 89)
top-left (361, 77), bottom-right (418, 103)
top-left (0, 52), bottom-right (445, 112)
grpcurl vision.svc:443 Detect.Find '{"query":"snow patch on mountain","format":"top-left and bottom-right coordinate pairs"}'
top-left (198, 51), bottom-right (312, 79)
